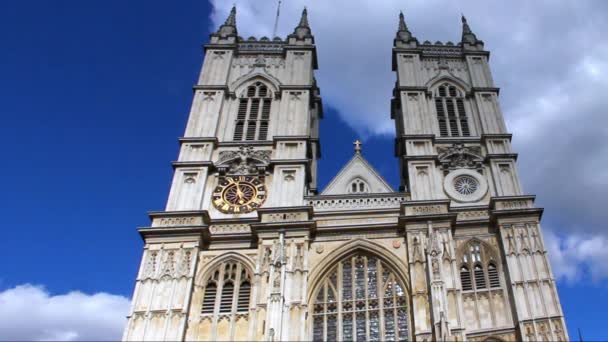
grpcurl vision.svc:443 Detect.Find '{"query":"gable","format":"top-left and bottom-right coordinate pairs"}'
top-left (321, 154), bottom-right (394, 195)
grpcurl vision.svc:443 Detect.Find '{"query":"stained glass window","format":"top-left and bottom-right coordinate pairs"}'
top-left (312, 254), bottom-right (409, 341)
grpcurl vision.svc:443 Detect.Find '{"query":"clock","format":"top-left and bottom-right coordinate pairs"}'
top-left (212, 175), bottom-right (267, 214)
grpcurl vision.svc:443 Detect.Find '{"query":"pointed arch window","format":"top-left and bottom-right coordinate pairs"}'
top-left (459, 241), bottom-right (502, 292)
top-left (434, 83), bottom-right (470, 137)
top-left (200, 261), bottom-right (252, 318)
top-left (233, 81), bottom-right (272, 141)
top-left (348, 178), bottom-right (369, 194)
top-left (312, 253), bottom-right (409, 341)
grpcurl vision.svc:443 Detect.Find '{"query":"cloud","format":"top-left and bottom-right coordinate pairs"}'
top-left (545, 229), bottom-right (608, 283)
top-left (0, 284), bottom-right (130, 341)
top-left (208, 0), bottom-right (608, 280)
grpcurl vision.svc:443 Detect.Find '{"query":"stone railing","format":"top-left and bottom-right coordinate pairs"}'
top-left (306, 194), bottom-right (408, 212)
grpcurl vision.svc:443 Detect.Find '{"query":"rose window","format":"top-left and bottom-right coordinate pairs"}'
top-left (453, 175), bottom-right (478, 195)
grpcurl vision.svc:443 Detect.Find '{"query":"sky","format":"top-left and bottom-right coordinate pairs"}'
top-left (0, 0), bottom-right (606, 340)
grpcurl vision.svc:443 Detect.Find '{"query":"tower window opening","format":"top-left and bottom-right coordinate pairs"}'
top-left (233, 81), bottom-right (272, 141)
top-left (200, 261), bottom-right (252, 322)
top-left (434, 83), bottom-right (470, 137)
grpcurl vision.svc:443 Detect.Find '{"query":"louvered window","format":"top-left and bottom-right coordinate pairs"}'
top-left (460, 241), bottom-right (502, 293)
top-left (200, 261), bottom-right (252, 321)
top-left (237, 281), bottom-right (251, 312)
top-left (488, 263), bottom-right (500, 288)
top-left (219, 282), bottom-right (234, 313)
top-left (434, 84), bottom-right (471, 137)
top-left (233, 82), bottom-right (272, 141)
top-left (474, 264), bottom-right (487, 289)
top-left (460, 266), bottom-right (472, 291)
top-left (201, 283), bottom-right (217, 314)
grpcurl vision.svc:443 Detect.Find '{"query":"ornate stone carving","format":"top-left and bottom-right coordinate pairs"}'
top-left (412, 205), bottom-right (443, 215)
top-left (216, 146), bottom-right (270, 175)
top-left (209, 224), bottom-right (251, 234)
top-left (437, 143), bottom-right (483, 174)
top-left (156, 216), bottom-right (201, 227)
top-left (143, 251), bottom-right (158, 279)
top-left (456, 210), bottom-right (489, 221)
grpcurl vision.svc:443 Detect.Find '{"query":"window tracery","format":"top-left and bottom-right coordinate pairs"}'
top-left (200, 261), bottom-right (252, 320)
top-left (459, 240), bottom-right (502, 292)
top-left (434, 83), bottom-right (470, 137)
top-left (312, 253), bottom-right (409, 341)
top-left (233, 81), bottom-right (272, 141)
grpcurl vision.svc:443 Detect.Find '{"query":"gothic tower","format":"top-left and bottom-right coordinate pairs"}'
top-left (391, 13), bottom-right (568, 341)
top-left (123, 8), bottom-right (568, 342)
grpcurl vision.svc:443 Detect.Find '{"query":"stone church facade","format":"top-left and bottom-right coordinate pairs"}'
top-left (123, 7), bottom-right (568, 342)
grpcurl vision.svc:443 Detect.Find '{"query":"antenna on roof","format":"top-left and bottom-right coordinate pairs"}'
top-left (272, 0), bottom-right (282, 38)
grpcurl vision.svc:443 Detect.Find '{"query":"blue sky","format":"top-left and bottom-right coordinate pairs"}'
top-left (1, 0), bottom-right (607, 340)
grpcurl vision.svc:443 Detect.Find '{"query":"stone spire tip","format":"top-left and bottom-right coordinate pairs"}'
top-left (224, 5), bottom-right (237, 26)
top-left (299, 7), bottom-right (309, 28)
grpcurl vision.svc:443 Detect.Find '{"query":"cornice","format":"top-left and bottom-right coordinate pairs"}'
top-left (471, 87), bottom-right (500, 95)
top-left (481, 134), bottom-right (512, 142)
top-left (172, 161), bottom-right (214, 169)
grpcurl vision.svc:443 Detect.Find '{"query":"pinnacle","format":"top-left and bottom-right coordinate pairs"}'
top-left (399, 11), bottom-right (408, 31)
top-left (298, 7), bottom-right (309, 28)
top-left (224, 5), bottom-right (237, 26)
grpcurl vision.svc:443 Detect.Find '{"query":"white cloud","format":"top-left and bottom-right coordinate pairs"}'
top-left (208, 0), bottom-right (608, 280)
top-left (0, 284), bottom-right (130, 341)
top-left (545, 229), bottom-right (608, 283)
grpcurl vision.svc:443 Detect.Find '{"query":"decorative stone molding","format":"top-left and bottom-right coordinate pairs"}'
top-left (209, 224), bottom-right (251, 234)
top-left (402, 201), bottom-right (450, 216)
top-left (141, 248), bottom-right (194, 280)
top-left (154, 216), bottom-right (202, 227)
top-left (456, 210), bottom-right (489, 221)
top-left (491, 196), bottom-right (535, 211)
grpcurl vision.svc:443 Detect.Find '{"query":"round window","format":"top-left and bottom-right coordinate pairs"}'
top-left (453, 175), bottom-right (478, 195)
top-left (443, 169), bottom-right (488, 203)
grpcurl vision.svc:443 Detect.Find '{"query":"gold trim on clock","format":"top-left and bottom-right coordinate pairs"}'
top-left (212, 175), bottom-right (266, 214)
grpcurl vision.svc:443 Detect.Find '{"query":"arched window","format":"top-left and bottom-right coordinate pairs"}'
top-left (200, 261), bottom-right (252, 317)
top-left (459, 240), bottom-right (501, 292)
top-left (312, 253), bottom-right (409, 341)
top-left (233, 81), bottom-right (272, 141)
top-left (348, 178), bottom-right (369, 194)
top-left (460, 265), bottom-right (472, 291)
top-left (488, 263), bottom-right (500, 288)
top-left (434, 83), bottom-right (470, 137)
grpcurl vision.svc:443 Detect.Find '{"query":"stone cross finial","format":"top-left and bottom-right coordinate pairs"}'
top-left (353, 140), bottom-right (362, 153)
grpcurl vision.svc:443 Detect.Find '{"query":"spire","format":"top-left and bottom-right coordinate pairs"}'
top-left (398, 11), bottom-right (408, 31)
top-left (224, 5), bottom-right (236, 26)
top-left (461, 14), bottom-right (481, 46)
top-left (394, 11), bottom-right (417, 46)
top-left (298, 7), bottom-right (310, 28)
top-left (213, 5), bottom-right (238, 39)
top-left (289, 7), bottom-right (313, 41)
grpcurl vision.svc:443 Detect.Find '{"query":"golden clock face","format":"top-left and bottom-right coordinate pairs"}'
top-left (212, 176), bottom-right (266, 214)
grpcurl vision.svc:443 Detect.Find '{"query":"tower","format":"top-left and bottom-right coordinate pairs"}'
top-left (123, 8), bottom-right (568, 342)
top-left (122, 7), bottom-right (322, 341)
top-left (391, 13), bottom-right (568, 341)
